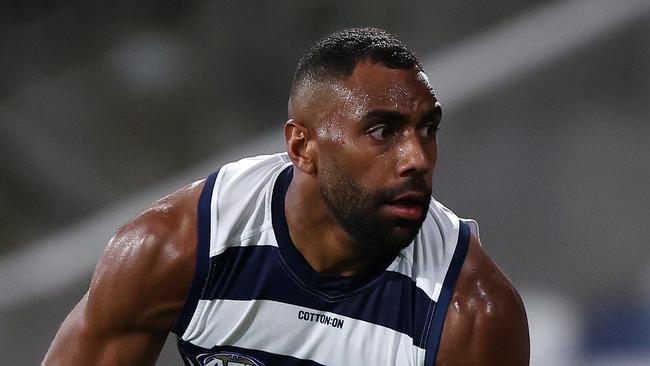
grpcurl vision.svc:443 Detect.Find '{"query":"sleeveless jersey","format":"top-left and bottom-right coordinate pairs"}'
top-left (172, 153), bottom-right (476, 366)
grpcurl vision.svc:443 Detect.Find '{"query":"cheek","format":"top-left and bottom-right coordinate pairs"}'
top-left (339, 141), bottom-right (396, 186)
top-left (317, 139), bottom-right (381, 187)
top-left (316, 123), bottom-right (346, 147)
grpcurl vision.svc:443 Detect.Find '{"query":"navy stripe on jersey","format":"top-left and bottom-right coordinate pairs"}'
top-left (178, 341), bottom-right (325, 366)
top-left (423, 219), bottom-right (471, 365)
top-left (172, 170), bottom-right (220, 335)
top-left (202, 244), bottom-right (433, 347)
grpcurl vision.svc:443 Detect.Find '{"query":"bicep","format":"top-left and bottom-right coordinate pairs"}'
top-left (440, 291), bottom-right (529, 366)
top-left (43, 184), bottom-right (200, 365)
top-left (436, 235), bottom-right (530, 366)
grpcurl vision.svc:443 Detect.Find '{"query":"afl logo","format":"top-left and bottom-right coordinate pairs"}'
top-left (197, 351), bottom-right (265, 366)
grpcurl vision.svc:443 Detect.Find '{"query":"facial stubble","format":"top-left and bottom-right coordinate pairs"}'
top-left (318, 162), bottom-right (431, 251)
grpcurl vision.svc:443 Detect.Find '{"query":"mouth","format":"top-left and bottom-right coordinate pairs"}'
top-left (381, 192), bottom-right (428, 221)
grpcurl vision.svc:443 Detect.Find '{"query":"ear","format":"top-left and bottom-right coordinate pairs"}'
top-left (285, 119), bottom-right (317, 174)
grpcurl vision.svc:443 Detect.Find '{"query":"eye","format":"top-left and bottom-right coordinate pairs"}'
top-left (420, 123), bottom-right (439, 138)
top-left (368, 125), bottom-right (397, 141)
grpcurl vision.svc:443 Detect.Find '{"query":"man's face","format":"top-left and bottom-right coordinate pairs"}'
top-left (314, 61), bottom-right (441, 250)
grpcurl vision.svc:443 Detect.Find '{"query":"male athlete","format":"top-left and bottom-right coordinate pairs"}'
top-left (43, 28), bottom-right (529, 365)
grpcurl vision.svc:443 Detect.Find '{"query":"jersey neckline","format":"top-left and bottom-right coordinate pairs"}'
top-left (271, 165), bottom-right (398, 299)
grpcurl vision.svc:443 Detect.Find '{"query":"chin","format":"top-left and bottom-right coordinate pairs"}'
top-left (390, 226), bottom-right (421, 248)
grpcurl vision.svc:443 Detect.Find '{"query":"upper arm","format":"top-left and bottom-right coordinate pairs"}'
top-left (436, 234), bottom-right (530, 366)
top-left (42, 180), bottom-right (204, 366)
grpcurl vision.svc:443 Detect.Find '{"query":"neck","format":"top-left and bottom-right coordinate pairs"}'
top-left (284, 171), bottom-right (392, 276)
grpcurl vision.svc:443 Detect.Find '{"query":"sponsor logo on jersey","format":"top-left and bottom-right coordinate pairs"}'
top-left (197, 352), bottom-right (265, 366)
top-left (298, 310), bottom-right (344, 329)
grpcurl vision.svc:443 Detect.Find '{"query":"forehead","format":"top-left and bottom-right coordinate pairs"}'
top-left (338, 61), bottom-right (437, 112)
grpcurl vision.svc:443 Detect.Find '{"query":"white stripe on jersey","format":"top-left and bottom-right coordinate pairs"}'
top-left (182, 299), bottom-right (425, 365)
top-left (209, 155), bottom-right (290, 258)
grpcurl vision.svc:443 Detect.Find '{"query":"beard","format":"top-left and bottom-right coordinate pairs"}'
top-left (318, 165), bottom-right (431, 251)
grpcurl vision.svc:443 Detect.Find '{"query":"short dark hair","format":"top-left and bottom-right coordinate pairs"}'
top-left (291, 28), bottom-right (422, 95)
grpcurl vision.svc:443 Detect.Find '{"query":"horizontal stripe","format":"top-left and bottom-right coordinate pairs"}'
top-left (182, 299), bottom-right (425, 365)
top-left (201, 245), bottom-right (434, 347)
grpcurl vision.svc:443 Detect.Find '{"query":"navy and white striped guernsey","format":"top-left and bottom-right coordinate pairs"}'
top-left (172, 153), bottom-right (478, 366)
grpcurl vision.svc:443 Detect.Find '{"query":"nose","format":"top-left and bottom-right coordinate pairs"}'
top-left (395, 132), bottom-right (435, 178)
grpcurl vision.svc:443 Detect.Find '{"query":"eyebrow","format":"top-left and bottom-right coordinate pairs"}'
top-left (362, 109), bottom-right (408, 124)
top-left (362, 106), bottom-right (442, 126)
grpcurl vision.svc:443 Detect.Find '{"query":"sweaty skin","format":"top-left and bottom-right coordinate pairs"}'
top-left (286, 61), bottom-right (442, 274)
top-left (42, 181), bottom-right (203, 365)
top-left (43, 62), bottom-right (529, 365)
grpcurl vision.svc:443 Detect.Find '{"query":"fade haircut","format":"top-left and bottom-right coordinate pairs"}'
top-left (290, 28), bottom-right (422, 96)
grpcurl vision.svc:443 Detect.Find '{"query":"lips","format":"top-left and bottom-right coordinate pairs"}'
top-left (388, 192), bottom-right (427, 206)
top-left (382, 192), bottom-right (427, 220)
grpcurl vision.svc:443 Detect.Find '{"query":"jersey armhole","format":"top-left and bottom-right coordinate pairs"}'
top-left (171, 169), bottom-right (220, 336)
top-left (423, 219), bottom-right (471, 365)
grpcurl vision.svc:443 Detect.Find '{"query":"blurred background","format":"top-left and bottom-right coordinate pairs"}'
top-left (1, 0), bottom-right (648, 364)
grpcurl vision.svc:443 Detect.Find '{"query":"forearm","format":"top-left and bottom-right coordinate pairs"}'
top-left (42, 298), bottom-right (167, 366)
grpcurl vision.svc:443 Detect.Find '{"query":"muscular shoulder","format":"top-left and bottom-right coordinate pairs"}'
top-left (87, 179), bottom-right (205, 333)
top-left (437, 234), bottom-right (530, 365)
top-left (42, 180), bottom-right (207, 365)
